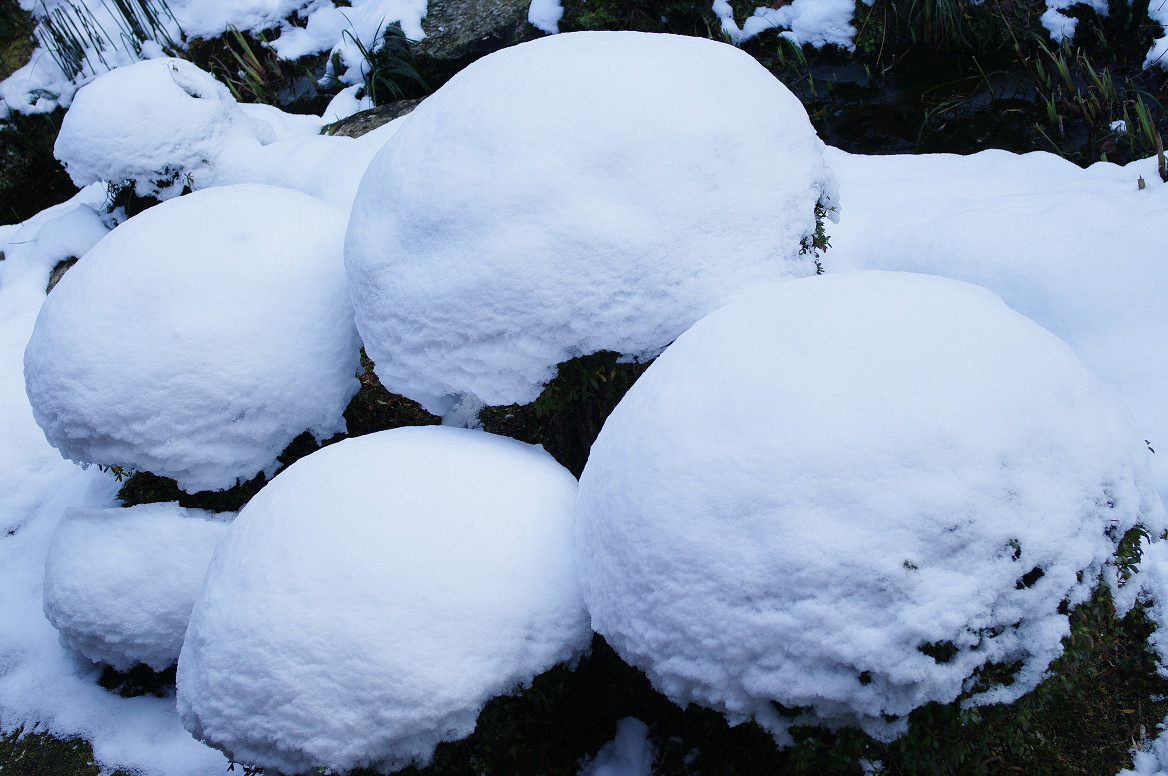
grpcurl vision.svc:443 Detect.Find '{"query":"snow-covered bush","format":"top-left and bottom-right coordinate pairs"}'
top-left (23, 183), bottom-right (360, 493)
top-left (53, 58), bottom-right (290, 198)
top-left (345, 30), bottom-right (838, 417)
top-left (43, 503), bottom-right (231, 671)
top-left (574, 271), bottom-right (1165, 744)
top-left (177, 426), bottom-right (591, 775)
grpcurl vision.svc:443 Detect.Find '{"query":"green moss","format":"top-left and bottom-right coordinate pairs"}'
top-left (479, 351), bottom-right (650, 477)
top-left (0, 728), bottom-right (132, 776)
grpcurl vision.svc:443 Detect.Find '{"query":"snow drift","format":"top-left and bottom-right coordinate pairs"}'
top-left (43, 503), bottom-right (232, 671)
top-left (177, 426), bottom-right (591, 774)
top-left (23, 183), bottom-right (360, 492)
top-left (575, 271), bottom-right (1165, 744)
top-left (345, 30), bottom-right (838, 416)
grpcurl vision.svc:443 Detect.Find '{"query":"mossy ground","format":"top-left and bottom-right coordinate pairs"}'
top-left (0, 728), bottom-right (133, 776)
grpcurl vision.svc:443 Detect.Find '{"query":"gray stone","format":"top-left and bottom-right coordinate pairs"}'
top-left (412, 0), bottom-right (542, 85)
top-left (322, 98), bottom-right (425, 137)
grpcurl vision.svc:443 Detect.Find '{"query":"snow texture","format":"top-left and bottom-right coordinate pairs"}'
top-left (43, 503), bottom-right (232, 672)
top-left (0, 187), bottom-right (230, 776)
top-left (575, 271), bottom-right (1165, 744)
top-left (177, 426), bottom-right (591, 774)
top-left (714, 0), bottom-right (858, 49)
top-left (580, 718), bottom-right (655, 776)
top-left (346, 30), bottom-right (837, 416)
top-left (528, 0), bottom-right (564, 34)
top-left (821, 148), bottom-right (1168, 509)
top-left (23, 183), bottom-right (360, 493)
top-left (53, 59), bottom-right (279, 198)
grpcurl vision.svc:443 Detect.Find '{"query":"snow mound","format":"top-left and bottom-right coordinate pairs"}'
top-left (43, 503), bottom-right (231, 672)
top-left (23, 184), bottom-right (360, 493)
top-left (575, 271), bottom-right (1164, 743)
top-left (345, 30), bottom-right (838, 416)
top-left (177, 426), bottom-right (591, 774)
top-left (580, 718), bottom-right (655, 776)
top-left (53, 58), bottom-right (277, 198)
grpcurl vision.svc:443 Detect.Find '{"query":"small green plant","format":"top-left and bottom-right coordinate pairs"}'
top-left (340, 21), bottom-right (428, 106)
top-left (800, 201), bottom-right (833, 275)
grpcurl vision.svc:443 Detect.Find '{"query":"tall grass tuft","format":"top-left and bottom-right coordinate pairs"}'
top-left (34, 0), bottom-right (181, 80)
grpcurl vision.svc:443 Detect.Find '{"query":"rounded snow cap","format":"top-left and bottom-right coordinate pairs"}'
top-left (43, 503), bottom-right (231, 672)
top-left (177, 426), bottom-right (591, 775)
top-left (54, 58), bottom-right (275, 198)
top-left (23, 183), bottom-right (361, 492)
top-left (345, 30), bottom-right (838, 417)
top-left (575, 271), bottom-right (1164, 744)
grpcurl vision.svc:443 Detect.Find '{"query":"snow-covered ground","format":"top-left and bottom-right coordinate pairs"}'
top-left (3, 2), bottom-right (1168, 776)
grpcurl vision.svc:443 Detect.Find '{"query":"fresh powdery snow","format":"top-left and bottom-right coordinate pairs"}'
top-left (43, 503), bottom-right (232, 672)
top-left (54, 58), bottom-right (275, 198)
top-left (822, 148), bottom-right (1168, 508)
top-left (579, 718), bottom-right (655, 776)
top-left (345, 30), bottom-right (837, 416)
top-left (575, 271), bottom-right (1166, 744)
top-left (177, 426), bottom-right (591, 774)
top-left (23, 183), bottom-right (361, 492)
top-left (53, 58), bottom-right (334, 198)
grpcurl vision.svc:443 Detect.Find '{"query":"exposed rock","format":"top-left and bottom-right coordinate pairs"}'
top-left (322, 98), bottom-right (424, 138)
top-left (46, 257), bottom-right (78, 294)
top-left (413, 0), bottom-right (542, 85)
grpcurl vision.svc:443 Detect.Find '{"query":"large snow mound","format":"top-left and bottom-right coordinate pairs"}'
top-left (43, 503), bottom-right (232, 672)
top-left (177, 426), bottom-right (591, 774)
top-left (53, 58), bottom-right (280, 198)
top-left (575, 271), bottom-right (1164, 744)
top-left (345, 30), bottom-right (838, 416)
top-left (23, 183), bottom-right (360, 493)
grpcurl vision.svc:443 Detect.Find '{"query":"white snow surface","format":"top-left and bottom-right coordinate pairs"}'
top-left (580, 718), bottom-right (655, 776)
top-left (23, 183), bottom-right (361, 492)
top-left (822, 148), bottom-right (1168, 509)
top-left (51, 58), bottom-right (339, 199)
top-left (528, 0), bottom-right (564, 34)
top-left (53, 59), bottom-right (276, 198)
top-left (0, 189), bottom-right (229, 776)
top-left (714, 0), bottom-right (858, 49)
top-left (177, 426), bottom-right (591, 774)
top-left (43, 503), bottom-right (232, 672)
top-left (575, 271), bottom-right (1165, 743)
top-left (345, 30), bottom-right (837, 415)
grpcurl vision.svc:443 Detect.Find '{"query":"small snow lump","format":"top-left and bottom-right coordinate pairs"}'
top-left (23, 184), bottom-right (360, 492)
top-left (43, 503), bottom-right (231, 671)
top-left (54, 58), bottom-right (276, 198)
top-left (345, 30), bottom-right (838, 416)
top-left (574, 271), bottom-right (1164, 743)
top-left (177, 426), bottom-right (591, 775)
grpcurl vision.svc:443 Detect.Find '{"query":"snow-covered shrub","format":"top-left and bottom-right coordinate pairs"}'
top-left (345, 30), bottom-right (838, 417)
top-left (43, 503), bottom-right (231, 672)
top-left (177, 426), bottom-right (591, 775)
top-left (23, 183), bottom-right (360, 493)
top-left (574, 271), bottom-right (1165, 744)
top-left (53, 58), bottom-right (278, 198)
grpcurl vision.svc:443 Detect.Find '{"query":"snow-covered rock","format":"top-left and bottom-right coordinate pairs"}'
top-left (43, 503), bottom-right (231, 672)
top-left (345, 30), bottom-right (838, 416)
top-left (575, 271), bottom-right (1164, 744)
top-left (53, 58), bottom-right (278, 198)
top-left (23, 183), bottom-right (360, 493)
top-left (177, 426), bottom-right (591, 774)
